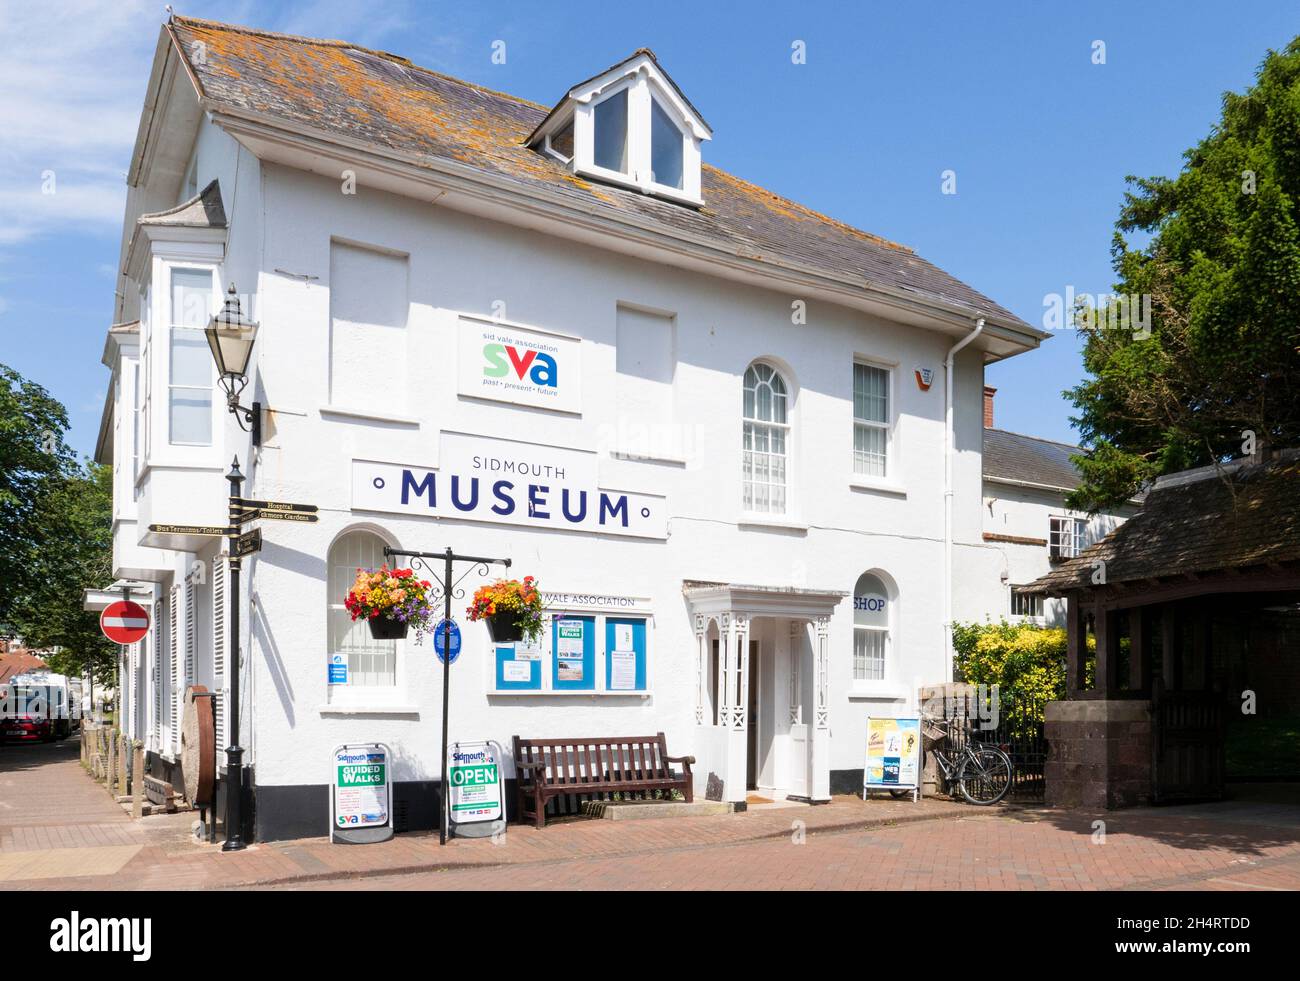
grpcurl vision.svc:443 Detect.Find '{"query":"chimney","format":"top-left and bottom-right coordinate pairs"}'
top-left (983, 385), bottom-right (996, 428)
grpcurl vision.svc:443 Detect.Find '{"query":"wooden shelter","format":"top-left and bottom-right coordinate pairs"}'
top-left (1025, 451), bottom-right (1300, 808)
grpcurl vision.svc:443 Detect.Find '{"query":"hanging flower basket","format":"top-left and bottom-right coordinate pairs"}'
top-left (468, 576), bottom-right (544, 645)
top-left (368, 617), bottom-right (409, 641)
top-left (344, 565), bottom-right (436, 643)
top-left (484, 611), bottom-right (524, 643)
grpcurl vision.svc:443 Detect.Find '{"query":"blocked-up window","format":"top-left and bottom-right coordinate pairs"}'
top-left (329, 242), bottom-right (410, 410)
top-left (614, 305), bottom-right (676, 458)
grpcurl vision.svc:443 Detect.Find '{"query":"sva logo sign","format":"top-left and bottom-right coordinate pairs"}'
top-left (483, 344), bottom-right (558, 387)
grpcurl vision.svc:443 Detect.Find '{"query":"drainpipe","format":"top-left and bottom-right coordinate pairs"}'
top-left (944, 317), bottom-right (985, 683)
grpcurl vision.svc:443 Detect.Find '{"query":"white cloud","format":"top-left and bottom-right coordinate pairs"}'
top-left (0, 1), bottom-right (419, 246)
top-left (0, 0), bottom-right (155, 244)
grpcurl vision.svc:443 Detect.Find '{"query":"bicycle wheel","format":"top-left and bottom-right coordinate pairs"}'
top-left (958, 747), bottom-right (1012, 805)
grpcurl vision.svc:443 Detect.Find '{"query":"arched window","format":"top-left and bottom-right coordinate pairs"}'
top-left (853, 572), bottom-right (890, 681)
top-left (742, 362), bottom-right (789, 513)
top-left (328, 530), bottom-right (397, 687)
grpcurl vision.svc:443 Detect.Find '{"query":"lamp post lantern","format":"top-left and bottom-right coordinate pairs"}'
top-left (205, 283), bottom-right (261, 446)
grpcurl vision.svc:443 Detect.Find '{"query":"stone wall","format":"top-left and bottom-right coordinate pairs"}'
top-left (1044, 699), bottom-right (1153, 809)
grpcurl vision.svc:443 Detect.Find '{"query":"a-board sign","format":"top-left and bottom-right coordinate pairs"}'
top-left (433, 619), bottom-right (462, 664)
top-left (447, 740), bottom-right (506, 837)
top-left (100, 600), bottom-right (150, 645)
top-left (863, 717), bottom-right (922, 800)
top-left (330, 743), bottom-right (394, 844)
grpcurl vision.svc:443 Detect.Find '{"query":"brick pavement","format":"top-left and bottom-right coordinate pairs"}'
top-left (5, 739), bottom-right (1299, 891)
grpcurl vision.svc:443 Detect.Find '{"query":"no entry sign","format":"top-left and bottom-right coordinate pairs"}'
top-left (100, 600), bottom-right (150, 645)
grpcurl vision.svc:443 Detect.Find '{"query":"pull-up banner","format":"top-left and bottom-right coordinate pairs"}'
top-left (352, 432), bottom-right (667, 540)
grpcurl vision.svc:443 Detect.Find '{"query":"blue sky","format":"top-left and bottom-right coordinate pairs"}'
top-left (1, 0), bottom-right (1296, 458)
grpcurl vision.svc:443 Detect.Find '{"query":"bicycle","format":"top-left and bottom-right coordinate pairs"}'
top-left (891, 716), bottom-right (1012, 805)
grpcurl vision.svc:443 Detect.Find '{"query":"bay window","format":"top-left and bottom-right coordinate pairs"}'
top-left (168, 267), bottom-right (214, 446)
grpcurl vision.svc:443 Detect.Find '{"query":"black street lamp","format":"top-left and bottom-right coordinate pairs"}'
top-left (205, 283), bottom-right (261, 446)
top-left (222, 457), bottom-right (247, 852)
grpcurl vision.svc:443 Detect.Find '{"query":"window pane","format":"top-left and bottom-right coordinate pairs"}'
top-left (171, 326), bottom-right (210, 387)
top-left (854, 363), bottom-right (888, 423)
top-left (551, 121), bottom-right (574, 158)
top-left (169, 388), bottom-right (211, 444)
top-left (650, 98), bottom-right (683, 189)
top-left (171, 268), bottom-right (212, 328)
top-left (854, 629), bottom-right (886, 681)
top-left (594, 88), bottom-right (629, 173)
top-left (854, 423), bottom-right (887, 476)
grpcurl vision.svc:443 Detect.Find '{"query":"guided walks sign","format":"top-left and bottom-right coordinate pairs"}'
top-left (331, 743), bottom-right (394, 844)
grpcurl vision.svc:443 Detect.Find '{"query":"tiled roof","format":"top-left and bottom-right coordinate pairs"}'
top-left (167, 16), bottom-right (1030, 330)
top-left (0, 652), bottom-right (49, 686)
top-left (983, 428), bottom-right (1083, 491)
top-left (1025, 453), bottom-right (1300, 593)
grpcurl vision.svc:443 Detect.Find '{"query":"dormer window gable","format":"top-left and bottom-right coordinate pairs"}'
top-left (528, 50), bottom-right (712, 207)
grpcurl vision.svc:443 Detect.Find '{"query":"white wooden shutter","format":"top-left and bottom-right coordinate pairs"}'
top-left (184, 579), bottom-right (196, 707)
top-left (152, 610), bottom-right (163, 751)
top-left (212, 556), bottom-right (228, 752)
top-left (169, 586), bottom-right (180, 755)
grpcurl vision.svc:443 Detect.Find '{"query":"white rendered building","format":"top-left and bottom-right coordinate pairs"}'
top-left (97, 16), bottom-right (1052, 840)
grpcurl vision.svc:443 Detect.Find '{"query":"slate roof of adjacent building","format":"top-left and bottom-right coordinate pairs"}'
top-left (982, 428), bottom-right (1084, 491)
top-left (1026, 452), bottom-right (1300, 594)
top-left (166, 16), bottom-right (1031, 331)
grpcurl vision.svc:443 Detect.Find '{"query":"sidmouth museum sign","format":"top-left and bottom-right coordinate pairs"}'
top-left (352, 432), bottom-right (668, 539)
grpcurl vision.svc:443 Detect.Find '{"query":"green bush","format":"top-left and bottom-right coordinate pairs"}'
top-left (952, 619), bottom-right (1094, 737)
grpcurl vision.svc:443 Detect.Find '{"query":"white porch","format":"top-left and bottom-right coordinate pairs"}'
top-left (685, 582), bottom-right (847, 804)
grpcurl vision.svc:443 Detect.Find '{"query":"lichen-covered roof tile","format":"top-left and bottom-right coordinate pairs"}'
top-left (170, 16), bottom-right (1028, 328)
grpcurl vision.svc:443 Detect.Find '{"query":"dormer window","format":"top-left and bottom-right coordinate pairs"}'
top-left (528, 50), bottom-right (712, 207)
top-left (650, 98), bottom-right (683, 189)
top-left (594, 88), bottom-right (629, 173)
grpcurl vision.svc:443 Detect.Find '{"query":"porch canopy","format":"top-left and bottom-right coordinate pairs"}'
top-left (1024, 451), bottom-right (1300, 699)
top-left (683, 581), bottom-right (846, 802)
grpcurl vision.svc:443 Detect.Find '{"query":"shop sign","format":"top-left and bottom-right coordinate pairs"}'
top-left (352, 432), bottom-right (667, 539)
top-left (331, 743), bottom-right (393, 843)
top-left (863, 718), bottom-right (922, 796)
top-left (447, 741), bottom-right (504, 825)
top-left (457, 316), bottom-right (582, 413)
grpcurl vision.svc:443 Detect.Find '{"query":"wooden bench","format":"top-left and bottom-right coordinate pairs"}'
top-left (512, 733), bottom-right (694, 829)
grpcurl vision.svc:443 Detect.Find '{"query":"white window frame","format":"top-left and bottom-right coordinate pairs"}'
top-left (325, 529), bottom-right (404, 705)
top-left (1010, 586), bottom-right (1044, 620)
top-left (741, 361), bottom-right (791, 516)
top-left (1049, 515), bottom-right (1087, 560)
top-left (166, 265), bottom-right (216, 448)
top-left (571, 71), bottom-right (704, 206)
top-left (852, 360), bottom-right (894, 479)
